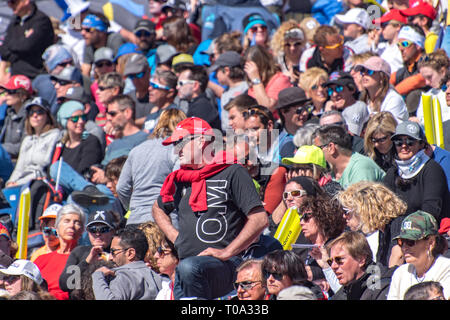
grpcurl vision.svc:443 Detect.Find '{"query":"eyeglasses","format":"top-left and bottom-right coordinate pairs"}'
top-left (82, 27), bottom-right (96, 33)
top-left (149, 80), bottom-right (171, 91)
top-left (28, 108), bottom-right (46, 117)
top-left (110, 247), bottom-right (131, 258)
top-left (250, 25), bottom-right (267, 33)
top-left (327, 85), bottom-right (344, 96)
top-left (233, 280), bottom-right (262, 291)
top-left (42, 227), bottom-right (58, 237)
top-left (58, 61), bottom-right (73, 68)
top-left (311, 84), bottom-right (323, 91)
top-left (327, 256), bottom-right (345, 266)
top-left (397, 40), bottom-right (413, 48)
top-left (87, 225), bottom-right (112, 234)
top-left (95, 61), bottom-right (113, 68)
top-left (392, 137), bottom-right (418, 147)
top-left (242, 108), bottom-right (271, 120)
top-left (173, 135), bottom-right (198, 150)
top-left (359, 67), bottom-right (376, 76)
top-left (177, 79), bottom-right (197, 87)
top-left (295, 106), bottom-right (310, 115)
top-left (396, 238), bottom-right (419, 247)
top-left (156, 246), bottom-right (172, 256)
top-left (263, 269), bottom-right (284, 281)
top-left (53, 79), bottom-right (73, 86)
top-left (371, 135), bottom-right (389, 144)
top-left (323, 36), bottom-right (344, 49)
top-left (5, 89), bottom-right (19, 95)
top-left (282, 189), bottom-right (307, 200)
top-left (68, 114), bottom-right (87, 123)
top-left (3, 275), bottom-right (19, 283)
top-left (300, 212), bottom-right (312, 222)
top-left (317, 142), bottom-right (330, 150)
top-left (98, 85), bottom-right (115, 91)
top-left (129, 72), bottom-right (145, 80)
top-left (135, 30), bottom-right (154, 38)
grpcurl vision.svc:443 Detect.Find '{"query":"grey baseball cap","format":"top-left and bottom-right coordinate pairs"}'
top-left (124, 54), bottom-right (149, 76)
top-left (208, 51), bottom-right (242, 73)
top-left (391, 120), bottom-right (426, 141)
top-left (94, 47), bottom-right (114, 64)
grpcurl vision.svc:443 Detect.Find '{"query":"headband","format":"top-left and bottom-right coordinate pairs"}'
top-left (398, 26), bottom-right (425, 48)
top-left (82, 14), bottom-right (108, 32)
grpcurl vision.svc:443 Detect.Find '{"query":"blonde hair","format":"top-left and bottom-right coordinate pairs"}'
top-left (270, 20), bottom-right (305, 56)
top-left (138, 222), bottom-right (166, 272)
top-left (150, 108), bottom-right (187, 139)
top-left (348, 52), bottom-right (377, 69)
top-left (337, 181), bottom-right (407, 234)
top-left (298, 67), bottom-right (328, 93)
top-left (363, 111), bottom-right (398, 159)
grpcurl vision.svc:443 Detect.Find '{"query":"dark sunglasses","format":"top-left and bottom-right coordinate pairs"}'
top-left (87, 225), bottom-right (112, 234)
top-left (242, 108), bottom-right (271, 120)
top-left (68, 114), bottom-right (87, 123)
top-left (156, 246), bottom-right (172, 256)
top-left (295, 106), bottom-right (310, 115)
top-left (106, 110), bottom-right (120, 117)
top-left (129, 71), bottom-right (145, 80)
top-left (28, 108), bottom-right (47, 116)
top-left (233, 280), bottom-right (261, 291)
top-left (5, 89), bottom-right (19, 95)
top-left (327, 85), bottom-right (344, 96)
top-left (135, 30), bottom-right (154, 38)
top-left (173, 135), bottom-right (198, 150)
top-left (371, 135), bottom-right (389, 144)
top-left (250, 25), bottom-right (267, 33)
top-left (53, 79), bottom-right (73, 86)
top-left (95, 61), bottom-right (113, 68)
top-left (300, 212), bottom-right (313, 222)
top-left (359, 67), bottom-right (375, 76)
top-left (284, 41), bottom-right (303, 48)
top-left (396, 238), bottom-right (419, 247)
top-left (327, 256), bottom-right (345, 266)
top-left (110, 247), bottom-right (131, 257)
top-left (58, 61), bottom-right (73, 68)
top-left (82, 27), bottom-right (96, 33)
top-left (263, 269), bottom-right (283, 281)
top-left (392, 137), bottom-right (418, 147)
top-left (98, 85), bottom-right (115, 91)
top-left (42, 227), bottom-right (58, 237)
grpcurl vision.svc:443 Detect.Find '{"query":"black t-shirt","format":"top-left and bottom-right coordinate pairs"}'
top-left (62, 134), bottom-right (103, 175)
top-left (157, 164), bottom-right (263, 259)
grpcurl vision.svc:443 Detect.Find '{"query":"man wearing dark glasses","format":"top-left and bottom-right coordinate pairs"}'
top-left (0, 0), bottom-right (54, 82)
top-left (133, 19), bottom-right (157, 66)
top-left (50, 66), bottom-right (84, 115)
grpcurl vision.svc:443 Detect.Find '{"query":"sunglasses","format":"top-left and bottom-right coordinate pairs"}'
top-left (359, 67), bottom-right (375, 76)
top-left (250, 25), bottom-right (267, 33)
top-left (295, 106), bottom-right (310, 115)
top-left (106, 110), bottom-right (120, 117)
top-left (28, 108), bottom-right (47, 116)
top-left (371, 135), bottom-right (390, 144)
top-left (173, 135), bottom-right (198, 150)
top-left (282, 189), bottom-right (307, 200)
top-left (327, 256), bottom-right (345, 266)
top-left (300, 212), bottom-right (313, 222)
top-left (3, 275), bottom-right (19, 283)
top-left (135, 30), bottom-right (154, 38)
top-left (177, 79), bottom-right (197, 87)
top-left (42, 227), bottom-right (58, 237)
top-left (327, 85), bottom-right (344, 96)
top-left (129, 72), bottom-right (145, 80)
top-left (242, 108), bottom-right (271, 120)
top-left (149, 80), bottom-right (171, 91)
top-left (82, 27), bottom-right (96, 33)
top-left (95, 61), bottom-right (113, 68)
top-left (68, 114), bottom-right (87, 123)
top-left (98, 85), bottom-right (115, 91)
top-left (156, 246), bottom-right (172, 256)
top-left (58, 61), bottom-right (73, 68)
top-left (53, 79), bottom-right (73, 86)
top-left (87, 225), bottom-right (112, 234)
top-left (392, 137), bottom-right (418, 147)
top-left (396, 238), bottom-right (425, 247)
top-left (323, 36), bottom-right (344, 49)
top-left (110, 247), bottom-right (131, 258)
top-left (5, 89), bottom-right (19, 95)
top-left (233, 280), bottom-right (261, 291)
top-left (397, 40), bottom-right (413, 48)
top-left (263, 269), bottom-right (283, 281)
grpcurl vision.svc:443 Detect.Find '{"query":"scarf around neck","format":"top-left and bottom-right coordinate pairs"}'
top-left (395, 149), bottom-right (430, 179)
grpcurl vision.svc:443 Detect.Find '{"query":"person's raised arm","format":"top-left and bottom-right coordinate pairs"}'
top-left (152, 200), bottom-right (179, 244)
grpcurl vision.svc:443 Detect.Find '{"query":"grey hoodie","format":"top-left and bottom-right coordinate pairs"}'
top-left (92, 260), bottom-right (163, 300)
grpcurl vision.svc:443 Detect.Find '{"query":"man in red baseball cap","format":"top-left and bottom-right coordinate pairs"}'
top-left (400, 0), bottom-right (438, 53)
top-left (153, 116), bottom-right (269, 300)
top-left (373, 9), bottom-right (407, 74)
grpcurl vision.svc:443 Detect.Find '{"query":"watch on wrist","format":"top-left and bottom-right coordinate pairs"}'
top-left (251, 78), bottom-right (262, 85)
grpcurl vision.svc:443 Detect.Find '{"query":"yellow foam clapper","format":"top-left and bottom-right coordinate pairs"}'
top-left (432, 96), bottom-right (445, 149)
top-left (274, 206), bottom-right (302, 250)
top-left (16, 187), bottom-right (31, 259)
top-left (422, 93), bottom-right (435, 144)
top-left (103, 2), bottom-right (114, 21)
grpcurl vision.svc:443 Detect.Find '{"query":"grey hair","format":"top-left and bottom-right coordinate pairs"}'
top-left (293, 123), bottom-right (321, 148)
top-left (55, 203), bottom-right (86, 229)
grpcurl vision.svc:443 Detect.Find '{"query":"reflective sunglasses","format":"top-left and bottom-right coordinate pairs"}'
top-left (149, 80), bottom-right (171, 91)
top-left (129, 72), bottom-right (145, 80)
top-left (396, 238), bottom-right (420, 247)
top-left (327, 85), bottom-right (344, 96)
top-left (359, 67), bottom-right (375, 76)
top-left (53, 79), bottom-right (73, 86)
top-left (282, 189), bottom-right (307, 200)
top-left (233, 281), bottom-right (261, 291)
top-left (392, 137), bottom-right (418, 147)
top-left (371, 135), bottom-right (389, 144)
top-left (42, 227), bottom-right (58, 237)
top-left (327, 256), bottom-right (345, 266)
top-left (95, 61), bottom-right (113, 68)
top-left (177, 79), bottom-right (197, 87)
top-left (397, 40), bottom-right (413, 48)
top-left (68, 114), bottom-right (87, 123)
top-left (242, 108), bottom-right (271, 120)
top-left (441, 84), bottom-right (448, 91)
top-left (300, 212), bottom-right (313, 222)
top-left (82, 27), bottom-right (96, 33)
top-left (263, 269), bottom-right (283, 281)
top-left (87, 225), bottom-right (112, 234)
top-left (250, 25), bottom-right (267, 33)
top-left (323, 36), bottom-right (344, 49)
top-left (28, 108), bottom-right (47, 116)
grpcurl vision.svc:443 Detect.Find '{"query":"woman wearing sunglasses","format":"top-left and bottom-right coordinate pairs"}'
top-left (154, 237), bottom-right (179, 300)
top-left (388, 211), bottom-right (450, 300)
top-left (383, 121), bottom-right (450, 222)
top-left (364, 111), bottom-right (398, 172)
top-left (242, 14), bottom-right (270, 53)
top-left (298, 67), bottom-right (328, 118)
top-left (356, 56), bottom-right (408, 124)
top-left (58, 209), bottom-right (117, 297)
top-left (6, 97), bottom-right (61, 188)
top-left (55, 100), bottom-right (103, 177)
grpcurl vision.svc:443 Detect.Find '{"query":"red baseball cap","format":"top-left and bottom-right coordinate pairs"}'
top-left (401, 0), bottom-right (437, 20)
top-left (373, 9), bottom-right (407, 25)
top-left (0, 75), bottom-right (33, 94)
top-left (439, 217), bottom-right (450, 235)
top-left (162, 117), bottom-right (215, 146)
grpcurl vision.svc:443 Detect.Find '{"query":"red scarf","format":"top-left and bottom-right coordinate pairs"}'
top-left (160, 151), bottom-right (239, 212)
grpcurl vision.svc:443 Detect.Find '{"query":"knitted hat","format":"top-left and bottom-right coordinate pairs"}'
top-left (57, 100), bottom-right (85, 128)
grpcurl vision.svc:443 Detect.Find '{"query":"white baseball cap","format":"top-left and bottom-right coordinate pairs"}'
top-left (0, 260), bottom-right (43, 285)
top-left (335, 8), bottom-right (371, 30)
top-left (39, 203), bottom-right (62, 221)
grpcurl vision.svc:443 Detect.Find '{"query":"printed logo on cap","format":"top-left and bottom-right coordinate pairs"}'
top-left (407, 123), bottom-right (418, 135)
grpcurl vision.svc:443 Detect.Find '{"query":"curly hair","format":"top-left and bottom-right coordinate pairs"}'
top-left (138, 221), bottom-right (166, 272)
top-left (418, 49), bottom-right (450, 72)
top-left (363, 111), bottom-right (397, 160)
top-left (215, 31), bottom-right (243, 55)
top-left (299, 194), bottom-right (346, 240)
top-left (337, 181), bottom-right (407, 234)
top-left (270, 20), bottom-right (305, 57)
